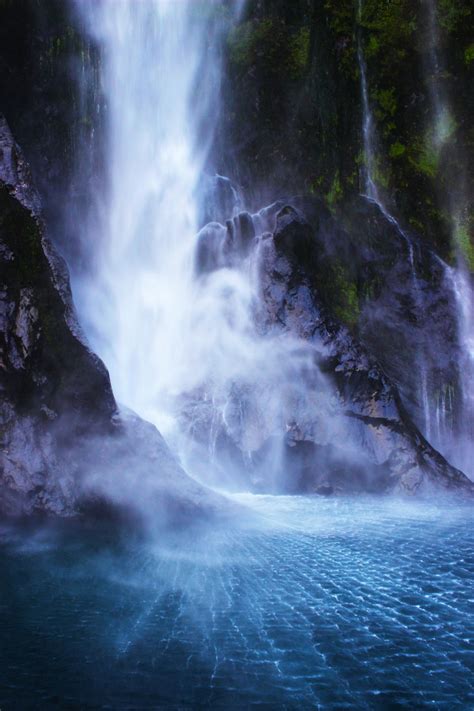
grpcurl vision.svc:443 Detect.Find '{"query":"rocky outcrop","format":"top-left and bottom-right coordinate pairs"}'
top-left (1, 115), bottom-right (110, 515)
top-left (0, 116), bottom-right (227, 521)
top-left (278, 195), bottom-right (464, 441)
top-left (259, 203), bottom-right (471, 494)
top-left (187, 195), bottom-right (473, 496)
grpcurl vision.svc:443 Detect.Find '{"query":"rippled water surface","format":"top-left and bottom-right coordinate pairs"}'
top-left (0, 495), bottom-right (473, 709)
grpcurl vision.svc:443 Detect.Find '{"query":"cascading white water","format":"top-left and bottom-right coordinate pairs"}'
top-left (440, 265), bottom-right (474, 476)
top-left (72, 0), bottom-right (342, 492)
top-left (69, 0), bottom-right (471, 492)
top-left (74, 0), bottom-right (247, 434)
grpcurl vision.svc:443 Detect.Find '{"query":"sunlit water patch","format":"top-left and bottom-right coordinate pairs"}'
top-left (0, 496), bottom-right (473, 709)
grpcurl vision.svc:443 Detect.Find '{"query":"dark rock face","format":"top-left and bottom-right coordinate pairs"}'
top-left (273, 205), bottom-right (314, 263)
top-left (0, 117), bottom-right (116, 423)
top-left (196, 209), bottom-right (257, 274)
top-left (217, 1), bottom-right (474, 259)
top-left (184, 198), bottom-right (473, 496)
top-left (287, 195), bottom-right (464, 445)
top-left (259, 204), bottom-right (471, 494)
top-left (226, 211), bottom-right (256, 259)
top-left (0, 116), bottom-right (114, 515)
top-left (0, 0), bottom-right (104, 269)
top-left (0, 117), bottom-right (227, 521)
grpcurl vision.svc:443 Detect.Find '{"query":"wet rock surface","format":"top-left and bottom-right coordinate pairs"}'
top-left (314, 196), bottom-right (462, 436)
top-left (0, 117), bottom-right (225, 520)
top-left (185, 195), bottom-right (473, 495)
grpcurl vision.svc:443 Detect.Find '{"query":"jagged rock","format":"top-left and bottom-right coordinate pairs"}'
top-left (185, 198), bottom-right (473, 496)
top-left (264, 203), bottom-right (472, 494)
top-left (304, 194), bottom-right (462, 438)
top-left (196, 210), bottom-right (256, 275)
top-left (0, 116), bottom-right (111, 515)
top-left (0, 116), bottom-right (229, 521)
top-left (0, 117), bottom-right (116, 425)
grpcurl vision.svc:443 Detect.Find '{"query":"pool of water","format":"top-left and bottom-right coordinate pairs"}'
top-left (0, 495), bottom-right (473, 709)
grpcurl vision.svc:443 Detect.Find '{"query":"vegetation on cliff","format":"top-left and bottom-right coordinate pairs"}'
top-left (221, 0), bottom-right (473, 264)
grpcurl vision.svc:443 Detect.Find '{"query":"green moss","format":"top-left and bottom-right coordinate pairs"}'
top-left (324, 1), bottom-right (354, 35)
top-left (389, 141), bottom-right (406, 158)
top-left (227, 21), bottom-right (257, 66)
top-left (347, 170), bottom-right (358, 187)
top-left (44, 26), bottom-right (79, 60)
top-left (227, 20), bottom-right (309, 78)
top-left (360, 0), bottom-right (416, 68)
top-left (409, 216), bottom-right (424, 232)
top-left (289, 27), bottom-right (310, 73)
top-left (326, 172), bottom-right (343, 209)
top-left (310, 175), bottom-right (325, 193)
top-left (455, 221), bottom-right (474, 271)
top-left (372, 159), bottom-right (390, 189)
top-left (465, 43), bottom-right (474, 65)
top-left (366, 35), bottom-right (380, 57)
top-left (375, 88), bottom-right (397, 117)
top-left (409, 140), bottom-right (439, 178)
top-left (383, 121), bottom-right (396, 138)
top-left (437, 0), bottom-right (471, 33)
top-left (332, 265), bottom-right (360, 327)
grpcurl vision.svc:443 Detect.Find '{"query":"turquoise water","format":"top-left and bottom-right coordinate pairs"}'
top-left (0, 495), bottom-right (473, 709)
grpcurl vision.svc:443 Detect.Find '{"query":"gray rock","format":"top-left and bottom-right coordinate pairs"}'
top-left (185, 200), bottom-right (473, 496)
top-left (0, 116), bottom-right (229, 521)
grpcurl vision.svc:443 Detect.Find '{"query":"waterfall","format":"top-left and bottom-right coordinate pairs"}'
top-left (67, 0), bottom-right (472, 488)
top-left (440, 266), bottom-right (474, 476)
top-left (73, 0), bottom-right (246, 434)
top-left (71, 0), bottom-right (332, 492)
top-left (357, 1), bottom-right (473, 476)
